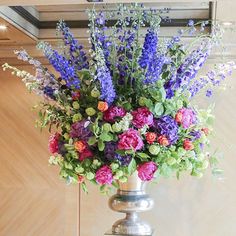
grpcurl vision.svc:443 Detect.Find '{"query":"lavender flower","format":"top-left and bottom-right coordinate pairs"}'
top-left (38, 42), bottom-right (80, 89)
top-left (70, 120), bottom-right (92, 141)
top-left (57, 20), bottom-right (89, 70)
top-left (154, 115), bottom-right (179, 145)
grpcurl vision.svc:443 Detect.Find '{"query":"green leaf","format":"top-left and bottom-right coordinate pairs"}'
top-left (98, 139), bottom-right (105, 151)
top-left (88, 136), bottom-right (97, 146)
top-left (144, 99), bottom-right (153, 109)
top-left (100, 132), bottom-right (113, 142)
top-left (127, 158), bottom-right (136, 175)
top-left (81, 182), bottom-right (88, 194)
top-left (154, 103), bottom-right (164, 116)
top-left (137, 152), bottom-right (150, 159)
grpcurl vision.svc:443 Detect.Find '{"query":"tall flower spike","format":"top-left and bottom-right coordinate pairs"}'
top-left (138, 29), bottom-right (158, 69)
top-left (95, 47), bottom-right (116, 104)
top-left (13, 50), bottom-right (60, 99)
top-left (165, 40), bottom-right (211, 98)
top-left (57, 20), bottom-right (89, 70)
top-left (37, 42), bottom-right (80, 89)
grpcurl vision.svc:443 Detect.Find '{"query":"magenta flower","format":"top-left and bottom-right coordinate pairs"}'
top-left (137, 162), bottom-right (157, 181)
top-left (103, 106), bottom-right (126, 122)
top-left (118, 128), bottom-right (144, 151)
top-left (175, 108), bottom-right (196, 129)
top-left (48, 133), bottom-right (60, 154)
top-left (131, 107), bottom-right (154, 128)
top-left (95, 165), bottom-right (113, 185)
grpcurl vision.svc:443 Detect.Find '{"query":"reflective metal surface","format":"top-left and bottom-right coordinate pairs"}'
top-left (106, 172), bottom-right (154, 235)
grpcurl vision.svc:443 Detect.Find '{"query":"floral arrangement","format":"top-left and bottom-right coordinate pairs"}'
top-left (3, 4), bottom-right (235, 192)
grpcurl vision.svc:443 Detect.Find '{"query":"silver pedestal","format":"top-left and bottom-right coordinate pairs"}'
top-left (105, 172), bottom-right (154, 236)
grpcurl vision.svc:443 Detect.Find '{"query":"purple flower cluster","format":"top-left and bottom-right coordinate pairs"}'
top-left (154, 115), bottom-right (179, 145)
top-left (57, 21), bottom-right (89, 70)
top-left (70, 120), bottom-right (92, 141)
top-left (117, 30), bottom-right (136, 84)
top-left (188, 61), bottom-right (236, 98)
top-left (15, 49), bottom-right (59, 99)
top-left (97, 65), bottom-right (116, 104)
top-left (189, 130), bottom-right (201, 141)
top-left (165, 43), bottom-right (210, 98)
top-left (104, 142), bottom-right (131, 166)
top-left (39, 42), bottom-right (80, 89)
top-left (138, 29), bottom-right (158, 69)
top-left (143, 55), bottom-right (166, 84)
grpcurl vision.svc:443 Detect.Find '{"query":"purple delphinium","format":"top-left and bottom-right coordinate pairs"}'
top-left (154, 115), bottom-right (179, 145)
top-left (38, 42), bottom-right (80, 89)
top-left (189, 130), bottom-right (201, 141)
top-left (165, 42), bottom-right (210, 98)
top-left (57, 20), bottom-right (89, 70)
top-left (139, 29), bottom-right (158, 69)
top-left (117, 29), bottom-right (136, 84)
top-left (104, 142), bottom-right (132, 166)
top-left (206, 89), bottom-right (213, 97)
top-left (96, 65), bottom-right (116, 104)
top-left (188, 61), bottom-right (236, 98)
top-left (15, 49), bottom-right (59, 99)
top-left (143, 55), bottom-right (166, 84)
top-left (70, 120), bottom-right (92, 141)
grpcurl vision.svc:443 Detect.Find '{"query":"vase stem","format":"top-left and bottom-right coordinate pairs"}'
top-left (105, 172), bottom-right (154, 235)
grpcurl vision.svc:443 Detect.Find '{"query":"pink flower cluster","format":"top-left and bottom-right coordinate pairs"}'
top-left (131, 107), bottom-right (154, 128)
top-left (95, 165), bottom-right (113, 185)
top-left (175, 108), bottom-right (196, 129)
top-left (103, 106), bottom-right (126, 122)
top-left (118, 129), bottom-right (144, 151)
top-left (137, 161), bottom-right (157, 181)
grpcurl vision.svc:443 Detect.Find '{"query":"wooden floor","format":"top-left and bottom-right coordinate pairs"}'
top-left (0, 66), bottom-right (79, 236)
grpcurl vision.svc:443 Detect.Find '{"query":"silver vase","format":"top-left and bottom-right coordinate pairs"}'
top-left (105, 172), bottom-right (154, 236)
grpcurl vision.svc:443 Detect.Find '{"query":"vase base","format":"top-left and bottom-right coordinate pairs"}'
top-left (104, 230), bottom-right (154, 236)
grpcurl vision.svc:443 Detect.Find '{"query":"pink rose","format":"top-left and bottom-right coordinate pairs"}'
top-left (103, 106), bottom-right (126, 122)
top-left (118, 129), bottom-right (144, 151)
top-left (131, 107), bottom-right (154, 128)
top-left (48, 133), bottom-right (60, 154)
top-left (95, 165), bottom-right (113, 185)
top-left (138, 161), bottom-right (157, 181)
top-left (175, 108), bottom-right (196, 129)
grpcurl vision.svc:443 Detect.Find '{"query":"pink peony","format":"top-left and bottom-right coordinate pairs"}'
top-left (48, 133), bottom-right (60, 154)
top-left (131, 107), bottom-right (154, 128)
top-left (175, 108), bottom-right (196, 129)
top-left (103, 106), bottom-right (126, 122)
top-left (137, 161), bottom-right (158, 181)
top-left (118, 129), bottom-right (144, 151)
top-left (95, 165), bottom-right (113, 185)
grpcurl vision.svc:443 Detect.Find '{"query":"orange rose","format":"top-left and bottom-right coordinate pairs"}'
top-left (157, 135), bottom-right (169, 146)
top-left (175, 112), bottom-right (183, 123)
top-left (98, 101), bottom-right (109, 112)
top-left (74, 140), bottom-right (87, 153)
top-left (183, 139), bottom-right (194, 150)
top-left (145, 132), bottom-right (157, 144)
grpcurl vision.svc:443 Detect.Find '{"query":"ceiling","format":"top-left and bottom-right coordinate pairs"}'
top-left (0, 1), bottom-right (236, 64)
